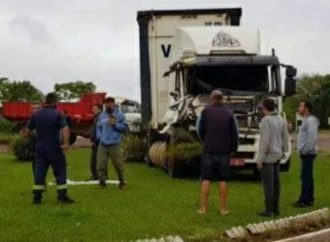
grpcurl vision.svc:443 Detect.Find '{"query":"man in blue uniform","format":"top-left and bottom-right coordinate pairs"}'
top-left (24, 93), bottom-right (75, 204)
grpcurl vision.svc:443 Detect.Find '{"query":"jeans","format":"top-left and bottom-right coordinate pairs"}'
top-left (97, 144), bottom-right (125, 183)
top-left (299, 154), bottom-right (316, 204)
top-left (261, 162), bottom-right (280, 213)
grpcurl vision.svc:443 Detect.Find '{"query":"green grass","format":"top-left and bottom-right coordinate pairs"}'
top-left (0, 150), bottom-right (329, 242)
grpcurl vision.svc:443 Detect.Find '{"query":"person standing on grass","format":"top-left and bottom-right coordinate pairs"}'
top-left (197, 89), bottom-right (239, 215)
top-left (96, 97), bottom-right (128, 189)
top-left (88, 103), bottom-right (103, 180)
top-left (22, 93), bottom-right (75, 204)
top-left (293, 100), bottom-right (319, 207)
top-left (257, 98), bottom-right (289, 217)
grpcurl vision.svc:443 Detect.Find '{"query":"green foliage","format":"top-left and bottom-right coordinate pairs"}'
top-left (168, 128), bottom-right (202, 160)
top-left (122, 134), bottom-right (147, 162)
top-left (10, 135), bottom-right (34, 161)
top-left (284, 74), bottom-right (330, 128)
top-left (54, 81), bottom-right (96, 101)
top-left (311, 81), bottom-right (330, 128)
top-left (167, 141), bottom-right (202, 161)
top-left (0, 77), bottom-right (44, 102)
top-left (171, 127), bottom-right (197, 144)
top-left (0, 118), bottom-right (14, 133)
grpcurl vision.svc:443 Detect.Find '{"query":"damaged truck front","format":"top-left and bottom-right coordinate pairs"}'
top-left (137, 8), bottom-right (297, 177)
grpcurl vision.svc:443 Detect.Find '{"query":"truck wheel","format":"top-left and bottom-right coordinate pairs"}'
top-left (280, 157), bottom-right (291, 172)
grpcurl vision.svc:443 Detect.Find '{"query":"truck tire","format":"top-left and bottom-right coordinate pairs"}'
top-left (280, 156), bottom-right (291, 172)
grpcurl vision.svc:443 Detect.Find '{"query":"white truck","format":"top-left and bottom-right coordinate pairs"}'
top-left (115, 97), bottom-right (141, 133)
top-left (137, 8), bottom-right (297, 177)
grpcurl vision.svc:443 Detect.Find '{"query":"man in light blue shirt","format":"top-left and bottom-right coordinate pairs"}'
top-left (96, 97), bottom-right (128, 188)
top-left (293, 100), bottom-right (319, 207)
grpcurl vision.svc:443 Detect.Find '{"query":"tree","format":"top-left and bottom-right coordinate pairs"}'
top-left (0, 77), bottom-right (44, 102)
top-left (284, 74), bottom-right (330, 129)
top-left (311, 80), bottom-right (330, 128)
top-left (54, 81), bottom-right (96, 101)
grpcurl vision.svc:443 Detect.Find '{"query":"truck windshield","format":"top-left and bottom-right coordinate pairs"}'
top-left (189, 65), bottom-right (269, 94)
top-left (120, 101), bottom-right (141, 113)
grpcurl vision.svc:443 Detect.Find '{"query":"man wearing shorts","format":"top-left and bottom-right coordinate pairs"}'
top-left (197, 90), bottom-right (239, 215)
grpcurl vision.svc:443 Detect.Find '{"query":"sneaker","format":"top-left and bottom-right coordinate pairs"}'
top-left (58, 196), bottom-right (75, 204)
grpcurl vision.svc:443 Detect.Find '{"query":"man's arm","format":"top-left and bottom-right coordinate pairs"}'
top-left (20, 127), bottom-right (32, 137)
top-left (21, 115), bottom-right (35, 137)
top-left (58, 113), bottom-right (70, 151)
top-left (230, 114), bottom-right (239, 153)
top-left (112, 113), bottom-right (128, 133)
top-left (62, 126), bottom-right (70, 146)
top-left (197, 110), bottom-right (206, 141)
top-left (257, 118), bottom-right (270, 168)
top-left (282, 120), bottom-right (289, 154)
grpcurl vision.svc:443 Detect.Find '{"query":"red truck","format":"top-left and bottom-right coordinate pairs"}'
top-left (2, 92), bottom-right (106, 137)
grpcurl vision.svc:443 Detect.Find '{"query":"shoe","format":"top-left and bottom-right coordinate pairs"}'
top-left (58, 196), bottom-right (75, 204)
top-left (274, 210), bottom-right (280, 216)
top-left (99, 179), bottom-right (106, 188)
top-left (197, 208), bottom-right (207, 215)
top-left (220, 210), bottom-right (230, 216)
top-left (32, 190), bottom-right (42, 205)
top-left (118, 181), bottom-right (127, 190)
top-left (258, 210), bottom-right (273, 217)
top-left (292, 201), bottom-right (312, 208)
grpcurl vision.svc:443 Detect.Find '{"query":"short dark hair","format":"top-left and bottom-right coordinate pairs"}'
top-left (262, 98), bottom-right (276, 112)
top-left (93, 103), bottom-right (103, 110)
top-left (45, 93), bottom-right (58, 104)
top-left (300, 100), bottom-right (312, 112)
top-left (104, 97), bottom-right (115, 103)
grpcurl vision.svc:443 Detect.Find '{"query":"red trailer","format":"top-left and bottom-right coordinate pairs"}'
top-left (2, 92), bottom-right (106, 137)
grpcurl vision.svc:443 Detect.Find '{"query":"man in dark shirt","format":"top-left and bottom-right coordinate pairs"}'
top-left (23, 93), bottom-right (75, 204)
top-left (88, 103), bottom-right (103, 180)
top-left (197, 90), bottom-right (239, 215)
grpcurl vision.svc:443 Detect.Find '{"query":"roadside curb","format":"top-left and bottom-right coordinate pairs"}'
top-left (273, 228), bottom-right (330, 242)
top-left (224, 208), bottom-right (329, 240)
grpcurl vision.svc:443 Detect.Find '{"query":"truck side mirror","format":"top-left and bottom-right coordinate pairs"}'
top-left (284, 66), bottom-right (297, 96)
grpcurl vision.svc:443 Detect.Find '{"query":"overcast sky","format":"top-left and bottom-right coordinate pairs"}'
top-left (0, 0), bottom-right (329, 101)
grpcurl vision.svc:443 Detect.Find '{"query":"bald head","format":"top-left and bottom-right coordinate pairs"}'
top-left (210, 89), bottom-right (223, 104)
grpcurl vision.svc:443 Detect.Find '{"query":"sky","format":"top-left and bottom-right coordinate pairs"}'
top-left (0, 0), bottom-right (329, 101)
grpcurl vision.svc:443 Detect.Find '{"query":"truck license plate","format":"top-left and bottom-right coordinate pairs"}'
top-left (230, 159), bottom-right (245, 167)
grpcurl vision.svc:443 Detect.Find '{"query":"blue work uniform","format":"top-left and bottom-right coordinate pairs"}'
top-left (27, 106), bottom-right (68, 193)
